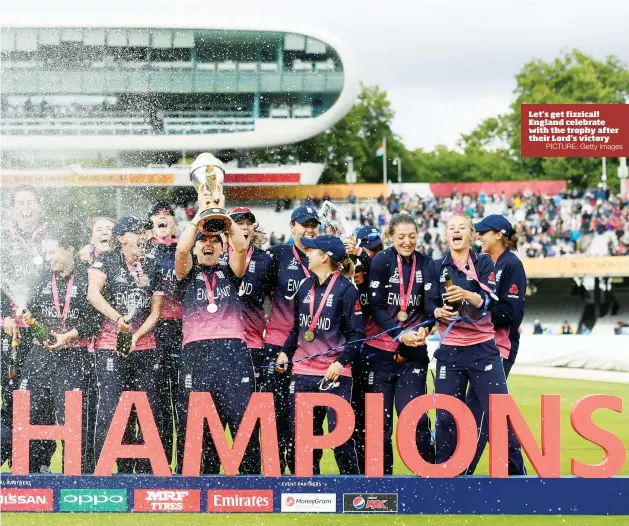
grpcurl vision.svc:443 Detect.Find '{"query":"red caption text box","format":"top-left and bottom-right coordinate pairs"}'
top-left (521, 104), bottom-right (629, 157)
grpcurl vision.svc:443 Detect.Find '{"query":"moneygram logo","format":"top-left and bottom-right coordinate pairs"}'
top-left (0, 489), bottom-right (53, 512)
top-left (60, 489), bottom-right (127, 512)
top-left (134, 489), bottom-right (200, 512)
top-left (343, 493), bottom-right (398, 513)
top-left (281, 493), bottom-right (336, 513)
top-left (207, 490), bottom-right (273, 512)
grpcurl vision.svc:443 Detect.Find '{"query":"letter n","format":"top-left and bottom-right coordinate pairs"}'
top-left (489, 394), bottom-right (560, 477)
top-left (12, 390), bottom-right (83, 475)
top-left (181, 392), bottom-right (280, 476)
top-left (94, 391), bottom-right (170, 476)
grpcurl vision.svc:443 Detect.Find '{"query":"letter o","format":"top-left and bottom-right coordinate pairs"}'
top-left (396, 394), bottom-right (477, 477)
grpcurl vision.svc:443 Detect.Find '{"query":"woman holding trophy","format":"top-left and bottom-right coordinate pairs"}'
top-left (173, 153), bottom-right (261, 475)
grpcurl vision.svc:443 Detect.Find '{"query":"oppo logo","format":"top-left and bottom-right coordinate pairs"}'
top-left (63, 494), bottom-right (124, 505)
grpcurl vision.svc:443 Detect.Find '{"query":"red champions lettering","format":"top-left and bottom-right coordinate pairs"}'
top-left (133, 489), bottom-right (201, 512)
top-left (206, 490), bottom-right (273, 512)
top-left (509, 284), bottom-right (519, 295)
top-left (0, 489), bottom-right (53, 512)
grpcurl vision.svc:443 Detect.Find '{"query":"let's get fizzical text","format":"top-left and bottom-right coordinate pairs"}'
top-left (11, 390), bottom-right (625, 478)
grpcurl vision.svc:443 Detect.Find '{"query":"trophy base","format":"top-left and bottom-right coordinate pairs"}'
top-left (198, 208), bottom-right (232, 235)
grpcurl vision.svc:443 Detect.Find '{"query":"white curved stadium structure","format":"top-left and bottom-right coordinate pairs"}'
top-left (0, 16), bottom-right (359, 152)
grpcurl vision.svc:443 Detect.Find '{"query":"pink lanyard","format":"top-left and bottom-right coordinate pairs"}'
top-left (307, 272), bottom-right (339, 333)
top-left (152, 237), bottom-right (179, 245)
top-left (229, 245), bottom-right (254, 269)
top-left (450, 254), bottom-right (498, 300)
top-left (293, 246), bottom-right (311, 278)
top-left (9, 223), bottom-right (44, 261)
top-left (200, 269), bottom-right (218, 311)
top-left (125, 258), bottom-right (145, 285)
top-left (396, 253), bottom-right (417, 315)
top-left (52, 272), bottom-right (75, 329)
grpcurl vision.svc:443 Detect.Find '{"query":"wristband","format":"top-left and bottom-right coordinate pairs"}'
top-left (190, 221), bottom-right (198, 228)
top-left (115, 315), bottom-right (122, 323)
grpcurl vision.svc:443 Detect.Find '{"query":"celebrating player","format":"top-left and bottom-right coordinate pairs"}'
top-left (466, 214), bottom-right (526, 475)
top-left (344, 225), bottom-right (384, 472)
top-left (425, 213), bottom-right (508, 473)
top-left (174, 206), bottom-right (260, 475)
top-left (147, 201), bottom-right (182, 467)
top-left (88, 216), bottom-right (164, 473)
top-left (229, 207), bottom-right (275, 390)
top-left (277, 235), bottom-right (364, 475)
top-left (79, 217), bottom-right (114, 264)
top-left (19, 224), bottom-right (100, 473)
top-left (364, 214), bottom-right (435, 473)
top-left (263, 205), bottom-right (320, 473)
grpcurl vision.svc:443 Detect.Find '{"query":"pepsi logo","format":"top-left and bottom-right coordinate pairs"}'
top-left (353, 496), bottom-right (365, 509)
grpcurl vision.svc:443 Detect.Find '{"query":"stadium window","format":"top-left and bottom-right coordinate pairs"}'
top-left (84, 29), bottom-right (106, 46)
top-left (15, 29), bottom-right (38, 52)
top-left (128, 30), bottom-right (150, 47)
top-left (152, 29), bottom-right (173, 49)
top-left (1, 29), bottom-right (15, 52)
top-left (38, 29), bottom-right (61, 46)
top-left (284, 33), bottom-right (305, 51)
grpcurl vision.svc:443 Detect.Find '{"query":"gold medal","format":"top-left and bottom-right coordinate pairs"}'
top-left (304, 330), bottom-right (315, 342)
top-left (397, 311), bottom-right (408, 322)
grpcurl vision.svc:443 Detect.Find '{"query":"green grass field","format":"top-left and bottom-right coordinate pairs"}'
top-left (2, 375), bottom-right (628, 525)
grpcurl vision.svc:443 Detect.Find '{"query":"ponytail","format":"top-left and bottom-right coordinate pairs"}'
top-left (504, 229), bottom-right (519, 251)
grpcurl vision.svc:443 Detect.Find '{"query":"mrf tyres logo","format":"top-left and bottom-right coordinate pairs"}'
top-left (60, 489), bottom-right (127, 512)
top-left (343, 493), bottom-right (398, 513)
top-left (133, 489), bottom-right (200, 512)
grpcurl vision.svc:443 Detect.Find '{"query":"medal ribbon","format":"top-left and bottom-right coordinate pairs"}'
top-left (125, 258), bottom-right (145, 285)
top-left (199, 268), bottom-right (218, 311)
top-left (228, 245), bottom-right (254, 269)
top-left (450, 254), bottom-right (498, 300)
top-left (292, 246), bottom-right (311, 278)
top-left (52, 272), bottom-right (75, 330)
top-left (307, 272), bottom-right (339, 334)
top-left (397, 253), bottom-right (417, 317)
top-left (9, 223), bottom-right (44, 261)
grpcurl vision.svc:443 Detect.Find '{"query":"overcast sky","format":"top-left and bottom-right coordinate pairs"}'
top-left (4, 0), bottom-right (629, 150)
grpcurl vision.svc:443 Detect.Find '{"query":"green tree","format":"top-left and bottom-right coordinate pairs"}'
top-left (462, 49), bottom-right (629, 188)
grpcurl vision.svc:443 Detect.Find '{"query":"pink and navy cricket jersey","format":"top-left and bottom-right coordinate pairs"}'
top-left (177, 259), bottom-right (245, 347)
top-left (282, 273), bottom-right (364, 377)
top-left (490, 250), bottom-right (526, 362)
top-left (236, 247), bottom-right (275, 349)
top-left (425, 250), bottom-right (497, 347)
top-left (365, 247), bottom-right (432, 353)
top-left (149, 240), bottom-right (183, 320)
top-left (26, 262), bottom-right (100, 348)
top-left (88, 250), bottom-right (164, 351)
top-left (264, 244), bottom-right (311, 347)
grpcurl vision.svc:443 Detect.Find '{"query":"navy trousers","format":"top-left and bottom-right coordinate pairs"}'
top-left (465, 356), bottom-right (526, 475)
top-left (154, 318), bottom-right (182, 467)
top-left (288, 374), bottom-right (359, 475)
top-left (260, 343), bottom-right (292, 474)
top-left (364, 345), bottom-right (435, 474)
top-left (350, 357), bottom-right (369, 473)
top-left (18, 344), bottom-right (93, 473)
top-left (93, 348), bottom-right (163, 474)
top-left (175, 338), bottom-right (260, 475)
top-left (434, 340), bottom-right (509, 473)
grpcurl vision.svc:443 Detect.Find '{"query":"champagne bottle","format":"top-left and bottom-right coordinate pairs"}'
top-left (26, 316), bottom-right (55, 345)
top-left (443, 270), bottom-right (463, 311)
top-left (8, 334), bottom-right (19, 380)
top-left (116, 316), bottom-right (133, 357)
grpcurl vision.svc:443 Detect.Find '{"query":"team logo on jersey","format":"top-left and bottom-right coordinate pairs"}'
top-left (509, 284), bottom-right (519, 295)
top-left (287, 258), bottom-right (300, 271)
top-left (196, 274), bottom-right (205, 281)
top-left (289, 381), bottom-right (295, 394)
top-left (303, 291), bottom-right (312, 303)
top-left (216, 271), bottom-right (225, 279)
top-left (488, 272), bottom-right (496, 285)
top-left (389, 268), bottom-right (400, 284)
top-left (42, 283), bottom-right (52, 295)
top-left (115, 269), bottom-right (128, 284)
top-left (185, 374), bottom-right (192, 389)
top-left (354, 300), bottom-right (362, 311)
top-left (439, 268), bottom-right (448, 283)
top-left (415, 270), bottom-right (423, 283)
top-left (19, 378), bottom-right (28, 390)
top-left (325, 294), bottom-right (334, 307)
top-left (370, 281), bottom-right (380, 288)
top-left (439, 365), bottom-right (446, 380)
top-left (248, 261), bottom-right (256, 273)
top-left (496, 270), bottom-right (503, 282)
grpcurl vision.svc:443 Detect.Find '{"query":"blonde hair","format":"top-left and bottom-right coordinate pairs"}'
top-left (445, 213), bottom-right (476, 247)
top-left (337, 256), bottom-right (355, 280)
top-left (252, 224), bottom-right (268, 248)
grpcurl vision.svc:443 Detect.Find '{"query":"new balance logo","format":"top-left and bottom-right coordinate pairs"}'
top-left (439, 366), bottom-right (446, 380)
top-left (185, 374), bottom-right (192, 389)
top-left (485, 364), bottom-right (493, 371)
top-left (241, 377), bottom-right (250, 383)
